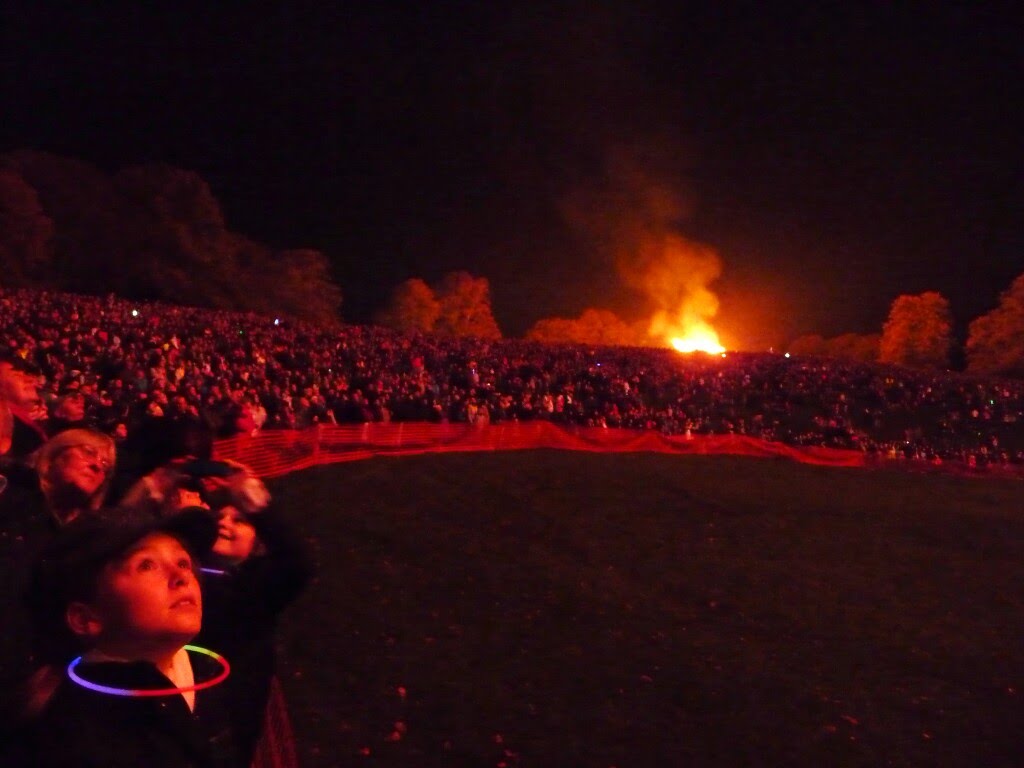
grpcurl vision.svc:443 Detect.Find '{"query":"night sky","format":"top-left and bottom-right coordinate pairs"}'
top-left (2, 2), bottom-right (1021, 349)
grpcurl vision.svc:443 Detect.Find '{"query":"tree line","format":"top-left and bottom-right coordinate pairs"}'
top-left (2, 151), bottom-right (1022, 377)
top-left (787, 285), bottom-right (1024, 377)
top-left (0, 151), bottom-right (341, 324)
top-left (375, 275), bottom-right (1024, 378)
top-left (0, 151), bottom-right (506, 340)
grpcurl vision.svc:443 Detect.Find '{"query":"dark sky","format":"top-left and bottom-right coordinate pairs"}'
top-left (2, 2), bottom-right (1022, 348)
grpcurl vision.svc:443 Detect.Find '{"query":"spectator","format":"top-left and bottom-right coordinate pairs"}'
top-left (46, 387), bottom-right (90, 436)
top-left (0, 353), bottom-right (48, 459)
top-left (33, 429), bottom-right (116, 525)
top-left (197, 463), bottom-right (311, 768)
top-left (0, 428), bottom-right (118, 717)
top-left (6, 507), bottom-right (237, 767)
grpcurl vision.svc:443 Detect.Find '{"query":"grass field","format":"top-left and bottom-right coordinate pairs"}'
top-left (267, 451), bottom-right (1024, 767)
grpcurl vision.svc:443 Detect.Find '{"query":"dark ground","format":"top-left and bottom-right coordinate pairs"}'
top-left (268, 451), bottom-right (1024, 767)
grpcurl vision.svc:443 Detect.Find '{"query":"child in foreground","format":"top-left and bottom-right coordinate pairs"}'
top-left (117, 441), bottom-right (312, 767)
top-left (8, 507), bottom-right (239, 768)
top-left (196, 464), bottom-right (312, 768)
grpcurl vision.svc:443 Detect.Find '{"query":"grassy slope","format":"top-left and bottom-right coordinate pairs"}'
top-left (268, 452), bottom-right (1024, 767)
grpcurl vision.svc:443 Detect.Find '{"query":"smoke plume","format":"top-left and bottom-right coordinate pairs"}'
top-left (558, 145), bottom-right (725, 349)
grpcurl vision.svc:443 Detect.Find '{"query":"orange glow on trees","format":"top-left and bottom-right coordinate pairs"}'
top-left (966, 273), bottom-right (1024, 377)
top-left (878, 291), bottom-right (952, 369)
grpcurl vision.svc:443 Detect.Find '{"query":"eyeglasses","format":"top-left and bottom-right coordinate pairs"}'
top-left (65, 443), bottom-right (112, 472)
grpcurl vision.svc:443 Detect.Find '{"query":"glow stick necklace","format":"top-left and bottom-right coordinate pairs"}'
top-left (67, 644), bottom-right (230, 697)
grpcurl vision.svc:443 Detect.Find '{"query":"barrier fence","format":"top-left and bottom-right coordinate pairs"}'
top-left (210, 422), bottom-right (1024, 481)
top-left (211, 422), bottom-right (875, 478)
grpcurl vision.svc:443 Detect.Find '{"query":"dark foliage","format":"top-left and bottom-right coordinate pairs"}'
top-left (0, 152), bottom-right (342, 323)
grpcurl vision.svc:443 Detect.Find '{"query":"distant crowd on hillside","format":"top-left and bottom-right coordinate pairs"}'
top-left (2, 288), bottom-right (1023, 470)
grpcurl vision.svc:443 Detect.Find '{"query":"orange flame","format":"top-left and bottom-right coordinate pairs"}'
top-left (669, 322), bottom-right (725, 354)
top-left (626, 234), bottom-right (727, 355)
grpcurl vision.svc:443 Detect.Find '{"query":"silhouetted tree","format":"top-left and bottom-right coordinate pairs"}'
top-left (115, 164), bottom-right (240, 305)
top-left (879, 291), bottom-right (953, 369)
top-left (0, 151), bottom-right (345, 323)
top-left (0, 169), bottom-right (53, 285)
top-left (434, 272), bottom-right (501, 339)
top-left (209, 238), bottom-right (343, 324)
top-left (1, 150), bottom-right (138, 292)
top-left (376, 278), bottom-right (441, 332)
top-left (827, 333), bottom-right (880, 363)
top-left (788, 333), bottom-right (878, 362)
top-left (966, 273), bottom-right (1024, 377)
top-left (526, 309), bottom-right (643, 346)
top-left (264, 249), bottom-right (343, 324)
top-left (527, 316), bottom-right (588, 344)
top-left (788, 334), bottom-right (827, 356)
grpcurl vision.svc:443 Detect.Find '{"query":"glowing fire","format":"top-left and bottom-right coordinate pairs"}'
top-left (627, 233), bottom-right (727, 356)
top-left (668, 322), bottom-right (725, 354)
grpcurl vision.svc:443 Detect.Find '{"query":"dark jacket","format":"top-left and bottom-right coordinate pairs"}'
top-left (197, 505), bottom-right (313, 767)
top-left (0, 466), bottom-right (55, 712)
top-left (5, 409), bottom-right (47, 461)
top-left (5, 649), bottom-right (237, 768)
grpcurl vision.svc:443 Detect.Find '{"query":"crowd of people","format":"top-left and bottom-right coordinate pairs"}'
top-left (2, 287), bottom-right (1023, 469)
top-left (1, 286), bottom-right (1022, 765)
top-left (1, 317), bottom-right (313, 765)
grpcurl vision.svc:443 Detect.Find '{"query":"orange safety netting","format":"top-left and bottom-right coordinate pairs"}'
top-left (212, 422), bottom-right (868, 479)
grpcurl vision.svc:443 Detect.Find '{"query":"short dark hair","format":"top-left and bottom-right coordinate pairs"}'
top-left (0, 351), bottom-right (40, 376)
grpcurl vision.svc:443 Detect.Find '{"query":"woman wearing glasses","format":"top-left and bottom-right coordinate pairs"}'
top-left (0, 428), bottom-right (118, 725)
top-left (32, 429), bottom-right (116, 525)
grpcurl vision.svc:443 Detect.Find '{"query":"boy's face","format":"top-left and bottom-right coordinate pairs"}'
top-left (212, 506), bottom-right (256, 564)
top-left (84, 532), bottom-right (202, 655)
